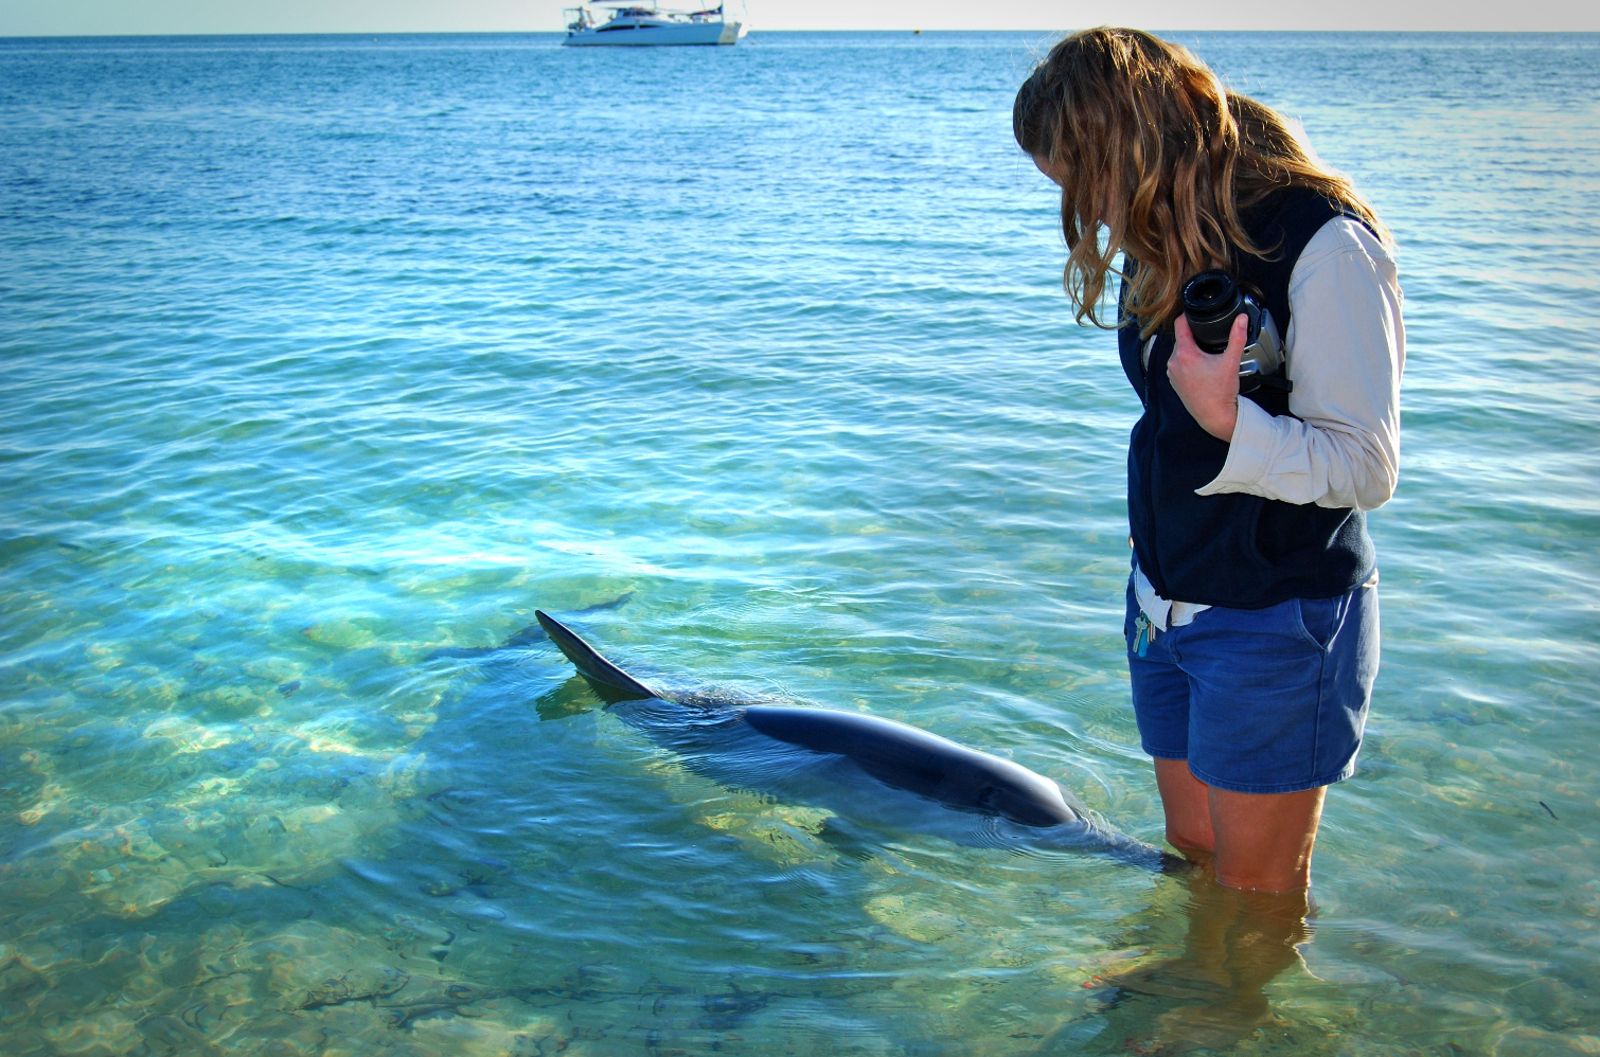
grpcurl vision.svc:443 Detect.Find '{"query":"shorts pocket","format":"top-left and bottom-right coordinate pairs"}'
top-left (1293, 594), bottom-right (1346, 651)
top-left (1123, 577), bottom-right (1139, 654)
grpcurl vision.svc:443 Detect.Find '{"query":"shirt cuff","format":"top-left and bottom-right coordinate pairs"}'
top-left (1196, 397), bottom-right (1276, 495)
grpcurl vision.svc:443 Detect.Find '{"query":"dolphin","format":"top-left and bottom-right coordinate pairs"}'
top-left (534, 610), bottom-right (1182, 871)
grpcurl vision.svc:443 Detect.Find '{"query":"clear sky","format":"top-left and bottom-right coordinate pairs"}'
top-left (2, 0), bottom-right (1595, 37)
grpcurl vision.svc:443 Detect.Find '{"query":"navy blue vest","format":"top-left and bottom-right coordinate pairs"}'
top-left (1118, 188), bottom-right (1376, 608)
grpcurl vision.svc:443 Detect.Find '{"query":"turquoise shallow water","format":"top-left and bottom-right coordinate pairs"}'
top-left (2, 29), bottom-right (1598, 1056)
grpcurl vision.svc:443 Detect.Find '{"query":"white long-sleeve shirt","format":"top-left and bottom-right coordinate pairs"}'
top-left (1138, 216), bottom-right (1405, 630)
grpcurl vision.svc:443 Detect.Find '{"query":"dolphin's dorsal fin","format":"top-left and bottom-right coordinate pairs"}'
top-left (535, 611), bottom-right (659, 703)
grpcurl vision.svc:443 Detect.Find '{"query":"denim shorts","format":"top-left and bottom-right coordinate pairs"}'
top-left (1125, 579), bottom-right (1379, 794)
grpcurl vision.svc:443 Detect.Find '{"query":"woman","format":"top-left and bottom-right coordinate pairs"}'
top-left (1014, 28), bottom-right (1403, 892)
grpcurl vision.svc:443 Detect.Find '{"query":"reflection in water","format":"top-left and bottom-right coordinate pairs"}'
top-left (1069, 868), bottom-right (1315, 1054)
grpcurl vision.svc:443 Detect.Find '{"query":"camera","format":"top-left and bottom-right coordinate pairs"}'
top-left (1180, 270), bottom-right (1286, 393)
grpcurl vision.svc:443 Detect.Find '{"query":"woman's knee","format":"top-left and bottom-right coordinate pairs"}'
top-left (1165, 823), bottom-right (1216, 859)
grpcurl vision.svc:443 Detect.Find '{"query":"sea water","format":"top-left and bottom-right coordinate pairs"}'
top-left (1, 29), bottom-right (1596, 1056)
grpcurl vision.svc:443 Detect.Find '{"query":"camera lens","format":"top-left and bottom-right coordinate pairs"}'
top-left (1182, 270), bottom-right (1242, 354)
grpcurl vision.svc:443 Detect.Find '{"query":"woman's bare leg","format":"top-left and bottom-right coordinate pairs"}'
top-left (1156, 758), bottom-right (1327, 892)
top-left (1208, 784), bottom-right (1326, 892)
top-left (1154, 757), bottom-right (1215, 862)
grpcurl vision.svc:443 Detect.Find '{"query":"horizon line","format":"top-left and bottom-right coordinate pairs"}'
top-left (5, 26), bottom-right (1598, 39)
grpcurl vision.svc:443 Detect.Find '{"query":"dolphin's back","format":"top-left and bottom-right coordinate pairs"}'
top-left (742, 705), bottom-right (1081, 828)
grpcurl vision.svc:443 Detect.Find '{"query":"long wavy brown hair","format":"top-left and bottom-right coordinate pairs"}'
top-left (1013, 27), bottom-right (1389, 337)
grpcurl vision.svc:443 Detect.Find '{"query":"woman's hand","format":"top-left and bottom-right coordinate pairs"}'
top-left (1169, 312), bottom-right (1247, 442)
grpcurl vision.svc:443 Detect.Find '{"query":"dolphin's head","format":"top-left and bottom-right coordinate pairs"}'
top-left (973, 774), bottom-right (1082, 828)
